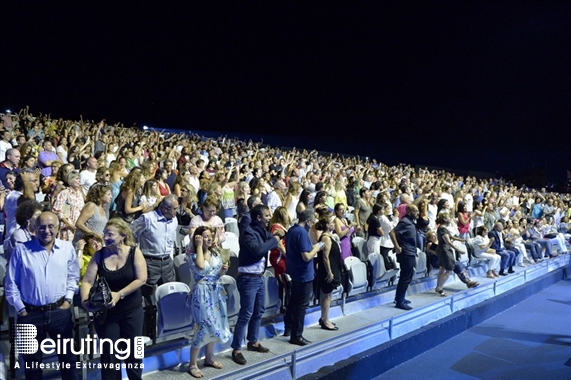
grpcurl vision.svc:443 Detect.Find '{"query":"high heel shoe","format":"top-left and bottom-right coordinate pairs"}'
top-left (435, 288), bottom-right (448, 297)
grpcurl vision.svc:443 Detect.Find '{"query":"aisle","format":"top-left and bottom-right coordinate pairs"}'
top-left (375, 279), bottom-right (571, 380)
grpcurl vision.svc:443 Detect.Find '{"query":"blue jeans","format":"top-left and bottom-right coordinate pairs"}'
top-left (534, 239), bottom-right (552, 257)
top-left (284, 280), bottom-right (313, 339)
top-left (231, 275), bottom-right (265, 350)
top-left (498, 249), bottom-right (517, 271)
top-left (18, 307), bottom-right (79, 380)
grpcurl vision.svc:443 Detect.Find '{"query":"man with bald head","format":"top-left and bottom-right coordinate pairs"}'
top-left (5, 212), bottom-right (80, 379)
top-left (390, 204), bottom-right (419, 311)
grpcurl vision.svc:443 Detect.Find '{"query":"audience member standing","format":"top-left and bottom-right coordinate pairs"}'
top-left (5, 212), bottom-right (80, 380)
top-left (80, 156), bottom-right (98, 195)
top-left (131, 194), bottom-right (179, 289)
top-left (390, 204), bottom-right (419, 310)
top-left (284, 209), bottom-right (321, 346)
top-left (231, 204), bottom-right (282, 365)
top-left (81, 218), bottom-right (147, 380)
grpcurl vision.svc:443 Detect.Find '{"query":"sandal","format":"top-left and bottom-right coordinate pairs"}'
top-left (435, 288), bottom-right (448, 297)
top-left (204, 360), bottom-right (223, 369)
top-left (189, 365), bottom-right (203, 378)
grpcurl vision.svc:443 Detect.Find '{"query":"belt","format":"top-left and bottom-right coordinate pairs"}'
top-left (238, 272), bottom-right (264, 277)
top-left (144, 255), bottom-right (171, 261)
top-left (24, 297), bottom-right (65, 312)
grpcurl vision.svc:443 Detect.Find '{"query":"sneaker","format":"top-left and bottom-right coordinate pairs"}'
top-left (395, 303), bottom-right (413, 310)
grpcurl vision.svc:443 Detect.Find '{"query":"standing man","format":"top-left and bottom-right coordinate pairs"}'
top-left (5, 211), bottom-right (80, 380)
top-left (80, 156), bottom-right (98, 195)
top-left (163, 159), bottom-right (177, 192)
top-left (131, 194), bottom-right (179, 289)
top-left (390, 204), bottom-right (419, 311)
top-left (284, 209), bottom-right (321, 346)
top-left (231, 204), bottom-right (283, 365)
top-left (0, 148), bottom-right (21, 183)
top-left (0, 130), bottom-right (13, 162)
top-left (131, 194), bottom-right (179, 338)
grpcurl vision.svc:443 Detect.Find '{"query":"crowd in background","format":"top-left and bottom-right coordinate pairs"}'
top-left (2, 106), bottom-right (571, 378)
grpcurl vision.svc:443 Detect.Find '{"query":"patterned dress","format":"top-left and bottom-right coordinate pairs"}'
top-left (187, 252), bottom-right (231, 348)
top-left (52, 187), bottom-right (85, 241)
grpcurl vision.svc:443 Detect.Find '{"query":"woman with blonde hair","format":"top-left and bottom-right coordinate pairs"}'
top-left (283, 181), bottom-right (301, 222)
top-left (115, 169), bottom-right (152, 223)
top-left (81, 218), bottom-right (147, 380)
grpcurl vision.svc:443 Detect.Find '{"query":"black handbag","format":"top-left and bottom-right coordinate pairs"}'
top-left (89, 253), bottom-right (111, 323)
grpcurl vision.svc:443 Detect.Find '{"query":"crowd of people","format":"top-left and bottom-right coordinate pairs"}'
top-left (2, 107), bottom-right (571, 378)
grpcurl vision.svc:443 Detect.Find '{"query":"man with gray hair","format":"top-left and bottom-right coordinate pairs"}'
top-left (131, 194), bottom-right (179, 287)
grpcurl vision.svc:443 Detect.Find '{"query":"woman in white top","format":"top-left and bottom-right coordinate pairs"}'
top-left (283, 181), bottom-right (301, 223)
top-left (472, 226), bottom-right (501, 278)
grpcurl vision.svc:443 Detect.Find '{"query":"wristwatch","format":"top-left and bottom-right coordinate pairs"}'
top-left (65, 298), bottom-right (73, 305)
top-left (119, 291), bottom-right (125, 300)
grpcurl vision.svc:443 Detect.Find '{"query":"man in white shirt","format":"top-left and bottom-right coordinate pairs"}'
top-left (80, 156), bottom-right (98, 195)
top-left (0, 130), bottom-right (13, 162)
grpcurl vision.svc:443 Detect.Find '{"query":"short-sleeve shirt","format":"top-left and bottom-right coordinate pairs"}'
top-left (285, 224), bottom-right (314, 282)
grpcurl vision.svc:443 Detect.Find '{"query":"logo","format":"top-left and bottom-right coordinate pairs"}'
top-left (14, 324), bottom-right (145, 361)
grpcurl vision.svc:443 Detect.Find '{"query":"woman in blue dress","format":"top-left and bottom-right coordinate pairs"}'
top-left (186, 226), bottom-right (231, 378)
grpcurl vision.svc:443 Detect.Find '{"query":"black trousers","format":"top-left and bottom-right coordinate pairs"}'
top-left (94, 306), bottom-right (144, 380)
top-left (284, 280), bottom-right (313, 339)
top-left (395, 254), bottom-right (416, 304)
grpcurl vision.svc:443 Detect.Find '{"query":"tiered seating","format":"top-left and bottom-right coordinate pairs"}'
top-left (155, 282), bottom-right (193, 342)
top-left (367, 251), bottom-right (399, 290)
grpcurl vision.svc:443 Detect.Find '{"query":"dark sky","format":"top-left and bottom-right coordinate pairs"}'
top-left (2, 1), bottom-right (570, 182)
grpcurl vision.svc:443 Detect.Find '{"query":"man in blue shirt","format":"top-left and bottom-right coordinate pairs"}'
top-left (284, 209), bottom-right (321, 346)
top-left (131, 194), bottom-right (179, 287)
top-left (5, 211), bottom-right (80, 380)
top-left (390, 204), bottom-right (419, 311)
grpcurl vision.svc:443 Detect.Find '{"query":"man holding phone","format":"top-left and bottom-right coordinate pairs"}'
top-left (284, 209), bottom-right (321, 346)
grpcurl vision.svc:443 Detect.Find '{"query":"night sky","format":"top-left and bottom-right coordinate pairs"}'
top-left (2, 1), bottom-right (570, 182)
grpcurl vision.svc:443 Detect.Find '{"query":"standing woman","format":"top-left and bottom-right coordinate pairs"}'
top-left (283, 182), bottom-right (302, 223)
top-left (379, 204), bottom-right (398, 270)
top-left (115, 169), bottom-right (151, 223)
top-left (434, 211), bottom-right (465, 296)
top-left (354, 187), bottom-right (373, 237)
top-left (186, 226), bottom-right (231, 378)
top-left (268, 207), bottom-right (290, 312)
top-left (456, 201), bottom-right (471, 240)
top-left (73, 184), bottom-right (112, 244)
top-left (52, 171), bottom-right (85, 241)
top-left (366, 204), bottom-right (389, 266)
top-left (155, 167), bottom-right (172, 196)
top-left (316, 214), bottom-right (342, 331)
top-left (173, 169), bottom-right (191, 198)
top-left (188, 197), bottom-right (226, 248)
top-left (81, 219), bottom-right (147, 380)
top-left (333, 203), bottom-right (355, 262)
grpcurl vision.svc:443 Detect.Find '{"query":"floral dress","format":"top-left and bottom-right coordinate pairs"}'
top-left (187, 252), bottom-right (231, 348)
top-left (52, 187), bottom-right (85, 241)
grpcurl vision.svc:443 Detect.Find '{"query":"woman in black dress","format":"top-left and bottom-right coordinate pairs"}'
top-left (316, 213), bottom-right (342, 331)
top-left (435, 211), bottom-right (456, 296)
top-left (81, 218), bottom-right (147, 380)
